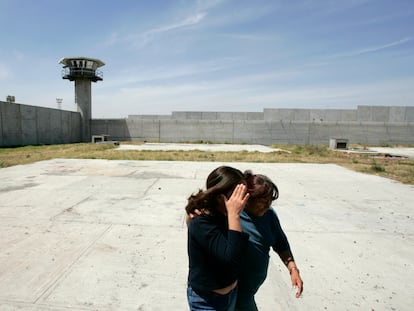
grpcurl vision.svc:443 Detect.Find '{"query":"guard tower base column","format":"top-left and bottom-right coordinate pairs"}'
top-left (75, 80), bottom-right (92, 142)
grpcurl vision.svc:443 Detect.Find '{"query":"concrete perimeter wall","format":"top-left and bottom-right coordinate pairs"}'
top-left (92, 106), bottom-right (414, 146)
top-left (0, 101), bottom-right (81, 147)
top-left (2, 102), bottom-right (413, 147)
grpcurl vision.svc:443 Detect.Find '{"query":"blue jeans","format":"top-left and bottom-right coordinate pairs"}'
top-left (187, 285), bottom-right (238, 311)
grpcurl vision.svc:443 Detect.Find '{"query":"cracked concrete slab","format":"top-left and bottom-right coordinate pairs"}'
top-left (0, 157), bottom-right (413, 310)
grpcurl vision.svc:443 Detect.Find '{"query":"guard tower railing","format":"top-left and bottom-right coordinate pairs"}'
top-left (61, 67), bottom-right (103, 82)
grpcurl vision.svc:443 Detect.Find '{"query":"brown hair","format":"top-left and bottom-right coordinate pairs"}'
top-left (244, 170), bottom-right (279, 201)
top-left (185, 166), bottom-right (245, 215)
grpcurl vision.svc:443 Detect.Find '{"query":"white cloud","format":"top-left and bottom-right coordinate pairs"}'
top-left (219, 33), bottom-right (277, 41)
top-left (102, 57), bottom-right (245, 88)
top-left (294, 0), bottom-right (375, 16)
top-left (347, 37), bottom-right (412, 56)
top-left (149, 12), bottom-right (207, 34)
top-left (108, 11), bottom-right (208, 50)
top-left (329, 37), bottom-right (413, 59)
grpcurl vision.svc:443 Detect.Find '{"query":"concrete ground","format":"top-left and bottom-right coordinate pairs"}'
top-left (367, 147), bottom-right (414, 159)
top-left (118, 143), bottom-right (414, 159)
top-left (117, 143), bottom-right (279, 153)
top-left (0, 144), bottom-right (413, 311)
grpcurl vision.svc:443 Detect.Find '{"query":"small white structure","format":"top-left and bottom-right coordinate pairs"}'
top-left (329, 138), bottom-right (349, 150)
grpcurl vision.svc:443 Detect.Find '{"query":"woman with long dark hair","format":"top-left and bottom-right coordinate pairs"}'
top-left (186, 166), bottom-right (250, 311)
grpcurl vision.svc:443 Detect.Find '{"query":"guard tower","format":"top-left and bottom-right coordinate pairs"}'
top-left (59, 57), bottom-right (105, 142)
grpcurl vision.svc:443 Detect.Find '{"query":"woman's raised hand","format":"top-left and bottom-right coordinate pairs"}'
top-left (224, 184), bottom-right (250, 217)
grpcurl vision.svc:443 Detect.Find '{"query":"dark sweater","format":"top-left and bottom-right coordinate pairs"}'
top-left (187, 213), bottom-right (249, 293)
top-left (237, 207), bottom-right (291, 297)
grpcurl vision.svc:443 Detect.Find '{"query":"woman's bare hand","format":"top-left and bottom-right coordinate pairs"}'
top-left (224, 184), bottom-right (249, 216)
top-left (223, 184), bottom-right (249, 232)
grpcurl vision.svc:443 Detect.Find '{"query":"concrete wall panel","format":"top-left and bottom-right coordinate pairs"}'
top-left (269, 122), bottom-right (310, 145)
top-left (347, 123), bottom-right (368, 145)
top-left (231, 112), bottom-right (247, 120)
top-left (125, 119), bottom-right (160, 142)
top-left (405, 107), bottom-right (414, 122)
top-left (171, 112), bottom-right (185, 119)
top-left (36, 108), bottom-right (52, 144)
top-left (362, 122), bottom-right (388, 145)
top-left (61, 112), bottom-right (72, 144)
top-left (1, 102), bottom-right (22, 146)
top-left (216, 112), bottom-right (234, 120)
top-left (388, 107), bottom-right (406, 122)
top-left (268, 121), bottom-right (291, 144)
top-left (233, 121), bottom-right (272, 145)
top-left (357, 106), bottom-right (371, 121)
top-left (385, 124), bottom-right (414, 145)
top-left (0, 101), bottom-right (81, 147)
top-left (128, 115), bottom-right (171, 120)
top-left (71, 113), bottom-right (81, 142)
top-left (50, 109), bottom-right (63, 144)
top-left (293, 109), bottom-right (311, 121)
top-left (215, 112), bottom-right (233, 120)
top-left (105, 119), bottom-right (128, 141)
top-left (245, 112), bottom-right (264, 120)
top-left (20, 105), bottom-right (38, 145)
top-left (309, 122), bottom-right (331, 145)
top-left (309, 122), bottom-right (356, 146)
top-left (371, 106), bottom-right (390, 122)
top-left (264, 109), bottom-right (312, 122)
top-left (140, 120), bottom-right (161, 141)
top-left (310, 109), bottom-right (326, 122)
top-left (201, 112), bottom-right (217, 120)
top-left (263, 109), bottom-right (287, 121)
top-left (91, 119), bottom-right (109, 136)
top-left (209, 121), bottom-right (235, 143)
top-left (340, 109), bottom-right (358, 121)
top-left (159, 120), bottom-right (234, 143)
top-left (172, 112), bottom-right (202, 120)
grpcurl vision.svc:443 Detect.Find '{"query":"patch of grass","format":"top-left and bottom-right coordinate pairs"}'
top-left (380, 141), bottom-right (392, 147)
top-left (371, 161), bottom-right (386, 172)
top-left (0, 143), bottom-right (413, 185)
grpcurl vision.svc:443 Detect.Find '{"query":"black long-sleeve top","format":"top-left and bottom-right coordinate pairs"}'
top-left (187, 212), bottom-right (249, 293)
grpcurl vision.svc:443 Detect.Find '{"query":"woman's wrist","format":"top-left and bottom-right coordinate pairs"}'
top-left (289, 266), bottom-right (299, 275)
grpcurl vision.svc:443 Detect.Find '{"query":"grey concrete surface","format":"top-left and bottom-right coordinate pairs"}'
top-left (367, 147), bottom-right (414, 159)
top-left (118, 143), bottom-right (414, 160)
top-left (0, 153), bottom-right (413, 310)
top-left (117, 143), bottom-right (280, 153)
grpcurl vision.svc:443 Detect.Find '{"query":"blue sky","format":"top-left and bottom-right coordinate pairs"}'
top-left (0, 0), bottom-right (413, 118)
